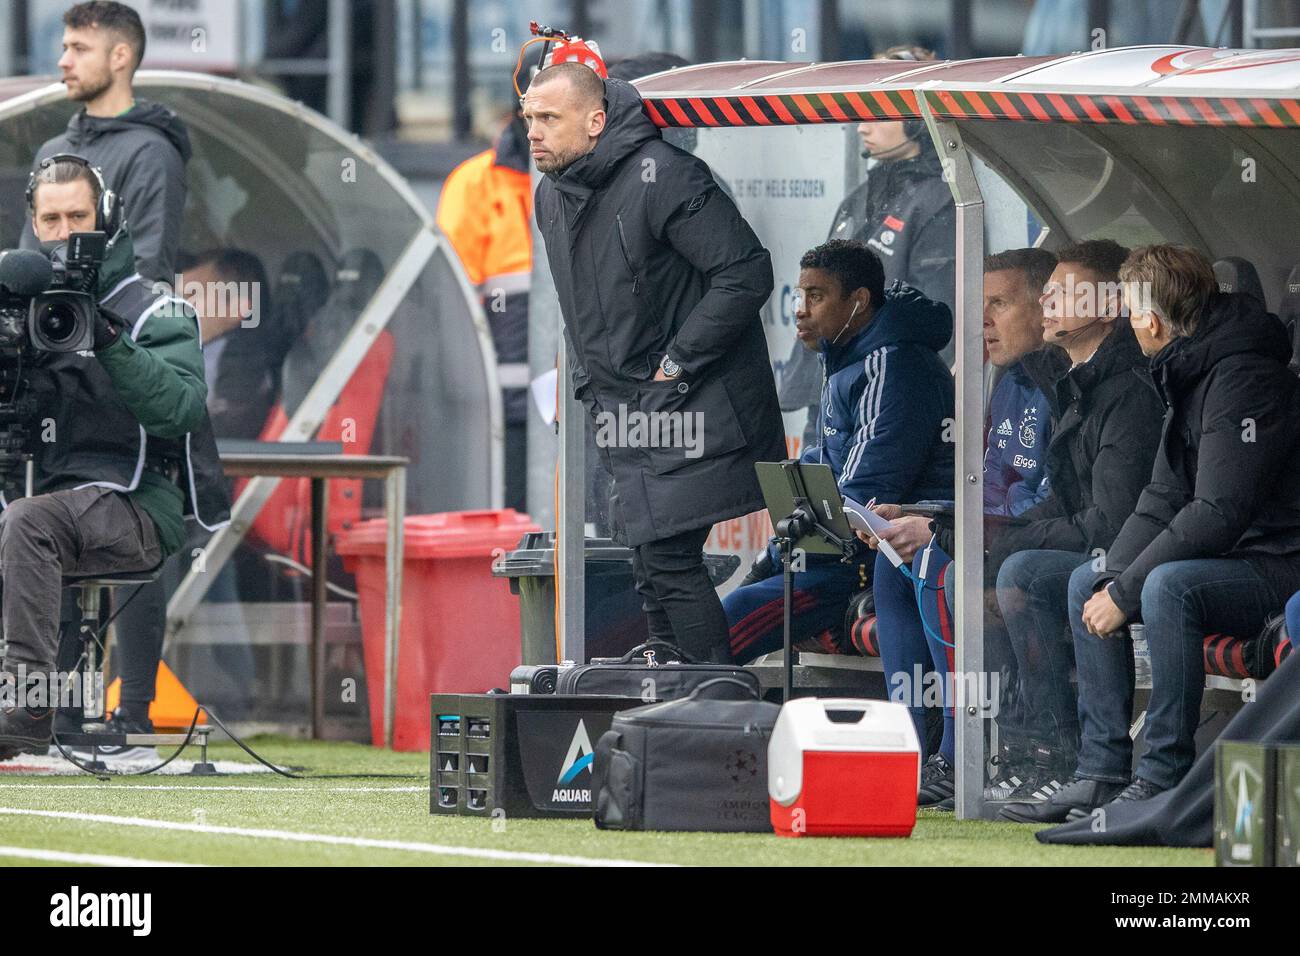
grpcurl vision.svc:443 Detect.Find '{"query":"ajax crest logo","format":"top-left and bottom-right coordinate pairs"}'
top-left (1017, 407), bottom-right (1038, 449)
top-left (552, 720), bottom-right (594, 803)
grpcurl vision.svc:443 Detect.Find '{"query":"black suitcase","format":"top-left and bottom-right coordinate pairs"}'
top-left (552, 640), bottom-right (762, 702)
top-left (592, 677), bottom-right (779, 832)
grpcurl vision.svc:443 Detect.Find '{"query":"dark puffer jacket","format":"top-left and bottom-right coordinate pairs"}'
top-left (991, 320), bottom-right (1164, 566)
top-left (1096, 294), bottom-right (1300, 616)
top-left (534, 78), bottom-right (786, 547)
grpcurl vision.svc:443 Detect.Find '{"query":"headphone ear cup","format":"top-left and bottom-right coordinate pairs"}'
top-left (100, 188), bottom-right (119, 234)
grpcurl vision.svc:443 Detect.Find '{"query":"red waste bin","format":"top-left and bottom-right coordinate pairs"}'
top-left (336, 509), bottom-right (540, 751)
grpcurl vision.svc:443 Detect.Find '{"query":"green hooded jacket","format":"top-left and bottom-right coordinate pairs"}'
top-left (93, 227), bottom-right (207, 554)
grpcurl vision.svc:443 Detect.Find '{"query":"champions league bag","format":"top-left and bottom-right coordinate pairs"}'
top-left (552, 640), bottom-right (762, 701)
top-left (592, 678), bottom-right (779, 832)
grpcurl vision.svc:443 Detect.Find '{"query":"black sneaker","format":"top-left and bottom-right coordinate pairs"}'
top-left (66, 704), bottom-right (158, 765)
top-left (1065, 776), bottom-right (1168, 821)
top-left (917, 753), bottom-right (955, 808)
top-left (105, 704), bottom-right (155, 736)
top-left (984, 752), bottom-right (1036, 802)
top-left (0, 705), bottom-right (54, 761)
top-left (1001, 767), bottom-right (1071, 803)
top-left (998, 775), bottom-right (1128, 824)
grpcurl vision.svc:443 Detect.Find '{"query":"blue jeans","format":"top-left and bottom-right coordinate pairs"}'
top-left (996, 550), bottom-right (1087, 752)
top-left (1069, 558), bottom-right (1282, 789)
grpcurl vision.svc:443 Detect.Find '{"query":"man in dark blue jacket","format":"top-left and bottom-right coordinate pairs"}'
top-left (725, 240), bottom-right (953, 664)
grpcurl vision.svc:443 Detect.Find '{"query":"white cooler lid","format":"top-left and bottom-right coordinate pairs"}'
top-left (768, 697), bottom-right (921, 805)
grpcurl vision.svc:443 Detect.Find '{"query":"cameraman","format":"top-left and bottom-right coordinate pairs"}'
top-left (0, 156), bottom-right (228, 759)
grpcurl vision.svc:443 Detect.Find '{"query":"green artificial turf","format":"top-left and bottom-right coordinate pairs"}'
top-left (0, 737), bottom-right (1212, 867)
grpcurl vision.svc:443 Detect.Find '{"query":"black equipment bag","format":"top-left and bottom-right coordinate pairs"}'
top-left (553, 640), bottom-right (762, 701)
top-left (592, 677), bottom-right (779, 832)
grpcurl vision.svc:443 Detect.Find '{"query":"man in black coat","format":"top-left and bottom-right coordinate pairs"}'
top-left (990, 240), bottom-right (1166, 815)
top-left (527, 63), bottom-right (786, 662)
top-left (1059, 245), bottom-right (1300, 817)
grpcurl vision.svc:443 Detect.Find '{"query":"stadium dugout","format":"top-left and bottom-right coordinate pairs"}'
top-left (532, 45), bottom-right (1300, 820)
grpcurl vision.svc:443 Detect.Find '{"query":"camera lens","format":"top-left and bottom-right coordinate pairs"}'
top-left (36, 303), bottom-right (78, 345)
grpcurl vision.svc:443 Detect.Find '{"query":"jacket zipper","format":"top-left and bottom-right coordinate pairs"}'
top-left (615, 213), bottom-right (640, 294)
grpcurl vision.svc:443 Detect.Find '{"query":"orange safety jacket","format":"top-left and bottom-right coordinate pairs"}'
top-left (437, 120), bottom-right (534, 415)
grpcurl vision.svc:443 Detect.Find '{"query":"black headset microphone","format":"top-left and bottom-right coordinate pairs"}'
top-left (1053, 314), bottom-right (1106, 341)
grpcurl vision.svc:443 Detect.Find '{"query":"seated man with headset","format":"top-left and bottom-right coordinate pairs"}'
top-left (0, 154), bottom-right (229, 759)
top-left (725, 239), bottom-right (954, 664)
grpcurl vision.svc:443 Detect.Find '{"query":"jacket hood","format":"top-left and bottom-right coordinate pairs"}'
top-left (823, 282), bottom-right (952, 371)
top-left (1152, 292), bottom-right (1291, 393)
top-left (493, 115), bottom-right (531, 174)
top-left (548, 77), bottom-right (660, 191)
top-left (65, 99), bottom-right (193, 163)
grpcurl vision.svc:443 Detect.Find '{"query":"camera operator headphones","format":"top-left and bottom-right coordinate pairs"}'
top-left (25, 152), bottom-right (123, 236)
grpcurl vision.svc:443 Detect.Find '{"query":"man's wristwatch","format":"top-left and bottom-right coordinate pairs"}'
top-left (658, 354), bottom-right (683, 379)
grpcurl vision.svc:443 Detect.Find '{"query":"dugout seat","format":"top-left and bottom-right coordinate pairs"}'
top-left (1213, 256), bottom-right (1266, 306)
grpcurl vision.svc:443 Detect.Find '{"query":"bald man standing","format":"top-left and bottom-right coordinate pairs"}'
top-left (526, 63), bottom-right (785, 663)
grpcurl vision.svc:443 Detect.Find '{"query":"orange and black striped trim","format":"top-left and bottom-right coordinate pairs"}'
top-left (642, 89), bottom-right (1300, 129)
top-left (642, 89), bottom-right (920, 127)
top-left (927, 89), bottom-right (1300, 127)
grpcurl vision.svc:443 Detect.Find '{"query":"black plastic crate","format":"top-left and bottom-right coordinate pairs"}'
top-left (1215, 740), bottom-right (1276, 867)
top-left (429, 694), bottom-right (641, 818)
top-left (1277, 744), bottom-right (1300, 867)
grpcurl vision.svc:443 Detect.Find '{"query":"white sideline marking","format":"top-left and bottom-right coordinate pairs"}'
top-left (0, 784), bottom-right (426, 793)
top-left (0, 808), bottom-right (675, 868)
top-left (0, 845), bottom-right (203, 867)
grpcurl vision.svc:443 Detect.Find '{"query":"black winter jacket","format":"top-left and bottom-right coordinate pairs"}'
top-left (991, 321), bottom-right (1164, 565)
top-left (534, 78), bottom-right (786, 547)
top-left (1097, 293), bottom-right (1300, 617)
top-left (828, 148), bottom-right (957, 317)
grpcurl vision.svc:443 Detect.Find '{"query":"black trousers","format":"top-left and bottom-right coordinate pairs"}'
top-left (0, 487), bottom-right (161, 674)
top-left (109, 575), bottom-right (167, 706)
top-left (630, 525), bottom-right (729, 663)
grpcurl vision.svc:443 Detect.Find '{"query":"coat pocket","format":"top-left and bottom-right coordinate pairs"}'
top-left (615, 213), bottom-right (641, 295)
top-left (634, 376), bottom-right (749, 475)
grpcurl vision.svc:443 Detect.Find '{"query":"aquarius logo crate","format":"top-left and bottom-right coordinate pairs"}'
top-left (1214, 741), bottom-right (1276, 867)
top-left (429, 694), bottom-right (642, 818)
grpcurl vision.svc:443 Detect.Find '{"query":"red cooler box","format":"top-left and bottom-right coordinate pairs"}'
top-left (768, 697), bottom-right (920, 837)
top-left (337, 509), bottom-right (539, 751)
